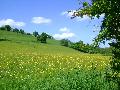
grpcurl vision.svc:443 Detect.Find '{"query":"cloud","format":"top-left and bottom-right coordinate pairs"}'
top-left (61, 10), bottom-right (90, 21)
top-left (61, 11), bottom-right (105, 21)
top-left (32, 17), bottom-right (52, 24)
top-left (0, 19), bottom-right (26, 27)
top-left (61, 10), bottom-right (76, 17)
top-left (76, 15), bottom-right (90, 21)
top-left (53, 27), bottom-right (75, 40)
top-left (59, 27), bottom-right (70, 32)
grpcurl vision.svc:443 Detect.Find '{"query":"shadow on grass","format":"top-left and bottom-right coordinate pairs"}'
top-left (0, 39), bottom-right (10, 41)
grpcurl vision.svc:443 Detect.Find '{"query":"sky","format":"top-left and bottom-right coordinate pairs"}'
top-left (0, 0), bottom-right (108, 47)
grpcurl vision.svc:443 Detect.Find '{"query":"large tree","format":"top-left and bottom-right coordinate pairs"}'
top-left (72, 0), bottom-right (120, 87)
top-left (5, 25), bottom-right (12, 31)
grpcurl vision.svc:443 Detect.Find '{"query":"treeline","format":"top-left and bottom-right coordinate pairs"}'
top-left (60, 39), bottom-right (112, 56)
top-left (0, 25), bottom-right (31, 35)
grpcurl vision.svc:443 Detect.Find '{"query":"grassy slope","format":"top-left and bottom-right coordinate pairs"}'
top-left (0, 30), bottom-right (111, 72)
top-left (0, 30), bottom-right (83, 55)
top-left (0, 30), bottom-right (116, 90)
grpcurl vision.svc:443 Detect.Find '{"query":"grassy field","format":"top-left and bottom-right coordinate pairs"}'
top-left (0, 30), bottom-right (118, 90)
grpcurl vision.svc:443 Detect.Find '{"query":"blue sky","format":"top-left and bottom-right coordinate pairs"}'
top-left (0, 0), bottom-right (107, 46)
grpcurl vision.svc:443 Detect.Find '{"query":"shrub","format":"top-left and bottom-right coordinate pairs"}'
top-left (33, 31), bottom-right (39, 37)
top-left (5, 25), bottom-right (11, 31)
top-left (0, 26), bottom-right (6, 30)
top-left (60, 39), bottom-right (69, 47)
top-left (37, 32), bottom-right (48, 43)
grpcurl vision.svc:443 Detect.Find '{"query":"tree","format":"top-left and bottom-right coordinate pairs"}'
top-left (72, 0), bottom-right (120, 88)
top-left (37, 32), bottom-right (47, 43)
top-left (60, 39), bottom-right (69, 47)
top-left (19, 29), bottom-right (25, 34)
top-left (5, 25), bottom-right (11, 31)
top-left (46, 34), bottom-right (53, 39)
top-left (33, 31), bottom-right (39, 37)
top-left (13, 28), bottom-right (19, 33)
top-left (26, 33), bottom-right (31, 35)
top-left (0, 26), bottom-right (6, 30)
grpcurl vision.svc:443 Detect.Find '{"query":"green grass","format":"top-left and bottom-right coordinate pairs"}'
top-left (0, 30), bottom-right (60, 45)
top-left (0, 30), bottom-right (118, 90)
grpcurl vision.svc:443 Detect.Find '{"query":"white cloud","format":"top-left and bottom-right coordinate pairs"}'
top-left (32, 17), bottom-right (52, 24)
top-left (53, 27), bottom-right (75, 40)
top-left (59, 27), bottom-right (70, 32)
top-left (61, 10), bottom-right (76, 17)
top-left (0, 19), bottom-right (26, 27)
top-left (61, 11), bottom-right (105, 21)
top-left (76, 15), bottom-right (90, 21)
top-left (61, 10), bottom-right (90, 21)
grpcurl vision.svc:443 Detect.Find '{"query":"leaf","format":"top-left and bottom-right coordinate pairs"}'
top-left (83, 2), bottom-right (88, 7)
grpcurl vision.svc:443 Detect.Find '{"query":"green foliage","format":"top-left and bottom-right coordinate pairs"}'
top-left (13, 28), bottom-right (19, 33)
top-left (0, 25), bottom-right (27, 36)
top-left (70, 40), bottom-right (86, 52)
top-left (5, 25), bottom-right (12, 31)
top-left (83, 2), bottom-right (88, 7)
top-left (0, 25), bottom-right (12, 31)
top-left (68, 40), bottom-right (112, 55)
top-left (73, 0), bottom-right (120, 88)
top-left (46, 33), bottom-right (53, 39)
top-left (26, 33), bottom-right (31, 35)
top-left (19, 29), bottom-right (25, 34)
top-left (37, 32), bottom-right (48, 43)
top-left (37, 32), bottom-right (53, 43)
top-left (0, 26), bottom-right (6, 30)
top-left (73, 0), bottom-right (120, 45)
top-left (60, 39), bottom-right (69, 47)
top-left (33, 31), bottom-right (39, 37)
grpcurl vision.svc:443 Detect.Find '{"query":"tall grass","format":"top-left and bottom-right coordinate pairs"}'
top-left (0, 67), bottom-right (118, 90)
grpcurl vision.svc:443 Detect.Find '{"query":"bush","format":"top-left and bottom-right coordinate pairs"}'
top-left (37, 32), bottom-right (48, 43)
top-left (33, 31), bottom-right (39, 37)
top-left (5, 25), bottom-right (11, 31)
top-left (60, 39), bottom-right (69, 47)
top-left (13, 28), bottom-right (19, 33)
top-left (19, 29), bottom-right (25, 34)
top-left (26, 33), bottom-right (31, 35)
top-left (0, 26), bottom-right (6, 30)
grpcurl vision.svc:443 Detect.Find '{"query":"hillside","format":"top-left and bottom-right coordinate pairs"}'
top-left (0, 30), bottom-right (84, 55)
top-left (0, 30), bottom-right (116, 90)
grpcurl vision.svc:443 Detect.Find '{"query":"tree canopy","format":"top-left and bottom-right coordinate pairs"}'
top-left (72, 0), bottom-right (120, 87)
top-left (37, 32), bottom-right (48, 43)
top-left (33, 31), bottom-right (39, 37)
top-left (5, 25), bottom-right (12, 31)
top-left (73, 0), bottom-right (120, 46)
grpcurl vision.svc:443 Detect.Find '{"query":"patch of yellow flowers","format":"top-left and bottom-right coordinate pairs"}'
top-left (0, 52), bottom-right (110, 80)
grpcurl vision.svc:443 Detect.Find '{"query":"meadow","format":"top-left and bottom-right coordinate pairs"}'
top-left (0, 30), bottom-right (118, 90)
